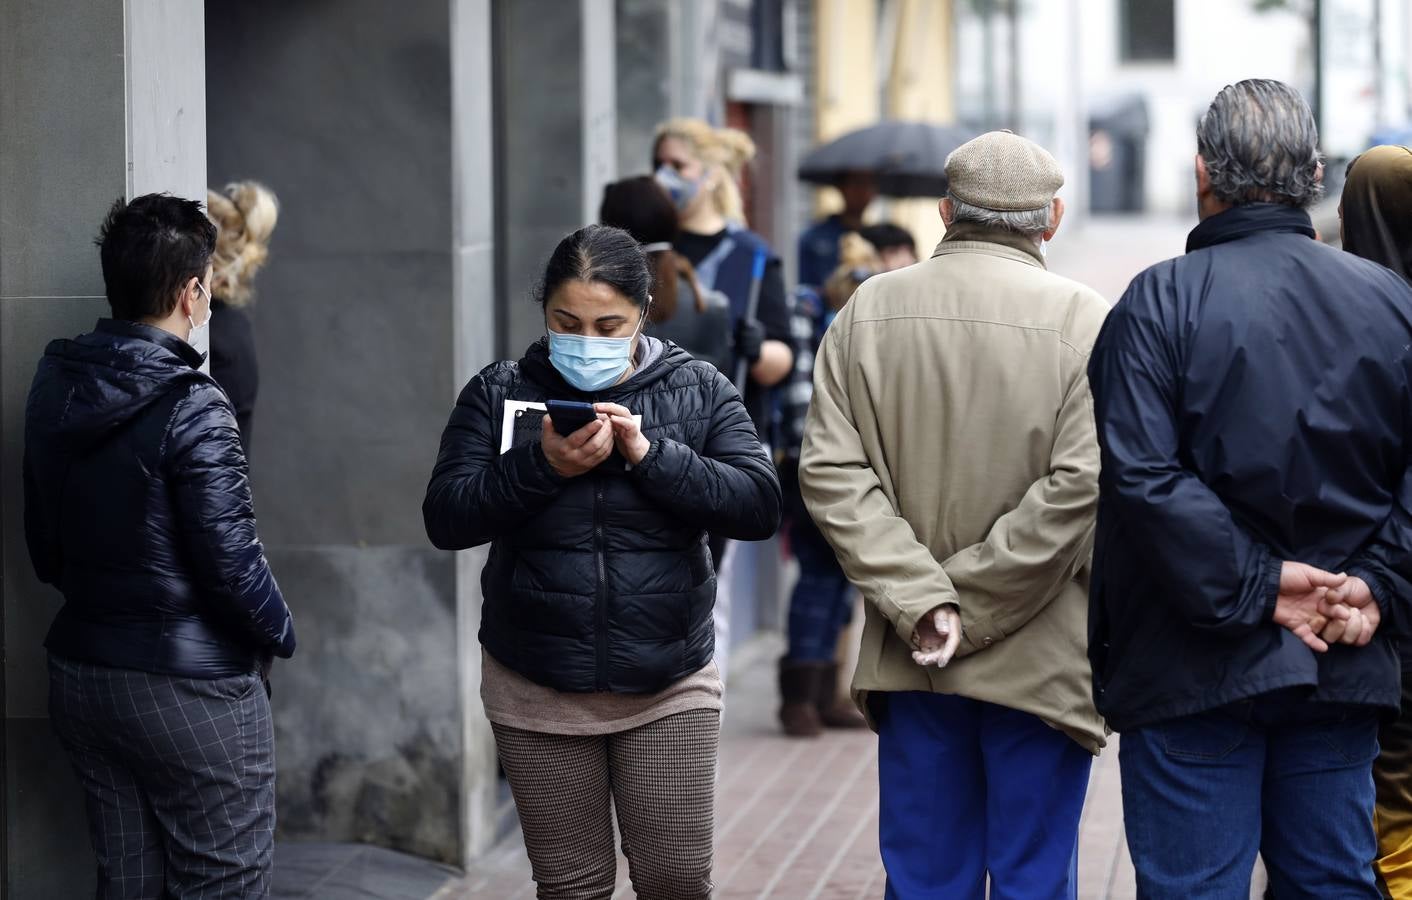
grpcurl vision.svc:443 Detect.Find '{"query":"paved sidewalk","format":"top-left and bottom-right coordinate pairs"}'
top-left (444, 638), bottom-right (1266, 899)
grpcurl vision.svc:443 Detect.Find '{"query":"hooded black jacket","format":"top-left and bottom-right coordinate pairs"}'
top-left (24, 319), bottom-right (295, 678)
top-left (1089, 204), bottom-right (1412, 731)
top-left (423, 339), bottom-right (781, 694)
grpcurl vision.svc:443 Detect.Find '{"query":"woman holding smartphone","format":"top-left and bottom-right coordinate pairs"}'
top-left (423, 224), bottom-right (780, 900)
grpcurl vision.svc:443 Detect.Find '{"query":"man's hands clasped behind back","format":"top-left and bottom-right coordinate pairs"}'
top-left (1274, 561), bottom-right (1381, 652)
top-left (908, 560), bottom-right (1383, 675)
top-left (911, 605), bottom-right (962, 669)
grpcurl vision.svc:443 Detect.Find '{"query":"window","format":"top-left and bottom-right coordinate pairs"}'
top-left (1120, 0), bottom-right (1176, 63)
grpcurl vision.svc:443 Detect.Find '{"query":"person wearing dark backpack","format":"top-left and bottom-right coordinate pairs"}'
top-left (25, 193), bottom-right (295, 897)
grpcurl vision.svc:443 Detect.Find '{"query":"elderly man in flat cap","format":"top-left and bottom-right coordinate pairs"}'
top-left (800, 131), bottom-right (1109, 898)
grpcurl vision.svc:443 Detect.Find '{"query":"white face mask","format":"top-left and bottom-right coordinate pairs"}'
top-left (189, 281), bottom-right (212, 362)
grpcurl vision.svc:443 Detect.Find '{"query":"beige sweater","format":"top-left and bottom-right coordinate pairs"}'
top-left (481, 652), bottom-right (722, 735)
top-left (800, 229), bottom-right (1111, 752)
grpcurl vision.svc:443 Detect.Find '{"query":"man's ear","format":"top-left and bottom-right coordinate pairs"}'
top-left (177, 276), bottom-right (200, 319)
top-left (939, 197), bottom-right (955, 228)
top-left (1195, 153), bottom-right (1213, 198)
top-left (1043, 197), bottom-right (1065, 242)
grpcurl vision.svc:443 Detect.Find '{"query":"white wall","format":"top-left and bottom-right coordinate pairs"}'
top-left (1002, 0), bottom-right (1312, 216)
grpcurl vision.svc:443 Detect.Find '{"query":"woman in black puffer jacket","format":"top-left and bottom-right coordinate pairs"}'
top-left (424, 225), bottom-right (780, 900)
top-left (25, 194), bottom-right (294, 896)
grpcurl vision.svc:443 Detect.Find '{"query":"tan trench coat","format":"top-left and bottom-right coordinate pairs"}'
top-left (799, 227), bottom-right (1111, 752)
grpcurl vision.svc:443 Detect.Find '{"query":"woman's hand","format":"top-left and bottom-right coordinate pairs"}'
top-left (595, 403), bottom-right (650, 466)
top-left (540, 413), bottom-right (613, 477)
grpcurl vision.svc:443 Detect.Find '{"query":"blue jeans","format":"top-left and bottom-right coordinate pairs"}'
top-left (875, 691), bottom-right (1092, 899)
top-left (1121, 693), bottom-right (1381, 899)
top-left (786, 515), bottom-right (853, 662)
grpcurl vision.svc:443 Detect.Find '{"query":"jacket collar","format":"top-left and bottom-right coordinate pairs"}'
top-left (96, 318), bottom-right (206, 369)
top-left (1186, 203), bottom-right (1317, 253)
top-left (932, 221), bottom-right (1046, 269)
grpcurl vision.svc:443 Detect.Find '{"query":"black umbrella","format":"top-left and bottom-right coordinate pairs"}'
top-left (798, 120), bottom-right (979, 198)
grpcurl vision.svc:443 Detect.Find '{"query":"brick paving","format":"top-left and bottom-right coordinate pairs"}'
top-left (443, 637), bottom-right (1268, 899)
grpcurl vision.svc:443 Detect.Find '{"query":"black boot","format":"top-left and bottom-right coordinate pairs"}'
top-left (778, 659), bottom-right (824, 738)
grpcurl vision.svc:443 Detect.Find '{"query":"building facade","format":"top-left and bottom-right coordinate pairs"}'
top-left (0, 0), bottom-right (855, 895)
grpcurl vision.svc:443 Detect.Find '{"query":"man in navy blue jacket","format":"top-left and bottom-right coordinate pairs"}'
top-left (1089, 79), bottom-right (1412, 898)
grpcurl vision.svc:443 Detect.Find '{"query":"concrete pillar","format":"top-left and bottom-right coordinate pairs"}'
top-left (616, 0), bottom-right (674, 177)
top-left (205, 0), bottom-right (494, 867)
top-left (495, 0), bottom-right (618, 359)
top-left (450, 0), bottom-right (502, 862)
top-left (0, 0), bottom-right (206, 894)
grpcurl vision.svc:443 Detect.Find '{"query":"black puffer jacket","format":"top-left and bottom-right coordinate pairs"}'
top-left (423, 338), bottom-right (781, 693)
top-left (24, 319), bottom-right (295, 678)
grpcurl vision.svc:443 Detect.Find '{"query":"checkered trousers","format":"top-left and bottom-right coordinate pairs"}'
top-left (48, 654), bottom-right (275, 899)
top-left (493, 709), bottom-right (721, 900)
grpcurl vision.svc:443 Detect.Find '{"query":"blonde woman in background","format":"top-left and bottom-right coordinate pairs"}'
top-left (652, 119), bottom-right (793, 688)
top-left (206, 181), bottom-right (279, 453)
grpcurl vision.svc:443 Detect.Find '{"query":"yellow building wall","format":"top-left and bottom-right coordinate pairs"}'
top-left (812, 0), bottom-right (879, 216)
top-left (810, 0), bottom-right (957, 259)
top-left (885, 0), bottom-right (956, 258)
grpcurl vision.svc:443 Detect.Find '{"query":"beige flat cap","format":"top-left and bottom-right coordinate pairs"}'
top-left (945, 130), bottom-right (1065, 212)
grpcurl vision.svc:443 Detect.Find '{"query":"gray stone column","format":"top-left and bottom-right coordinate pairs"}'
top-left (0, 1), bottom-right (206, 895)
top-left (206, 0), bottom-right (498, 868)
top-left (494, 0), bottom-right (619, 358)
top-left (451, 0), bottom-right (502, 863)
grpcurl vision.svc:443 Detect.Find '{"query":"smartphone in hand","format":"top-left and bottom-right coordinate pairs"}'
top-left (545, 400), bottom-right (598, 437)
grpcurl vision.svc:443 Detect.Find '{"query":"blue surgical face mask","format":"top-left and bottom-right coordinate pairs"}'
top-left (547, 312), bottom-right (647, 393)
top-left (654, 164), bottom-right (701, 213)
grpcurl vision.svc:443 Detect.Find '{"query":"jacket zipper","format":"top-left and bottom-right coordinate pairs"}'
top-left (594, 475), bottom-right (608, 691)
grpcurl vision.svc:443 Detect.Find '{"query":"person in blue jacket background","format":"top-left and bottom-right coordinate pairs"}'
top-left (797, 170), bottom-right (878, 291)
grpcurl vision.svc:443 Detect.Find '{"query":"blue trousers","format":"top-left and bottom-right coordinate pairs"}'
top-left (786, 515), bottom-right (854, 662)
top-left (1121, 694), bottom-right (1381, 900)
top-left (875, 691), bottom-right (1092, 900)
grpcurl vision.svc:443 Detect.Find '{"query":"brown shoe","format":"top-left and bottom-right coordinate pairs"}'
top-left (816, 662), bottom-right (867, 729)
top-left (778, 660), bottom-right (824, 737)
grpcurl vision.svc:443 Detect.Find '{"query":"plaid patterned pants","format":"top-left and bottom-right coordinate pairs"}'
top-left (493, 709), bottom-right (720, 900)
top-left (48, 655), bottom-right (275, 899)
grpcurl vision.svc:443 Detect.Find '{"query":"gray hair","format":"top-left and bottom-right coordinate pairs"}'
top-left (1197, 79), bottom-right (1324, 208)
top-left (947, 196), bottom-right (1051, 236)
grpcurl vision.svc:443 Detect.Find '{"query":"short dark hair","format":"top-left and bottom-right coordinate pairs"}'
top-left (96, 194), bottom-right (217, 320)
top-left (858, 223), bottom-right (917, 256)
top-left (1196, 79), bottom-right (1324, 208)
top-left (535, 224), bottom-right (652, 312)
